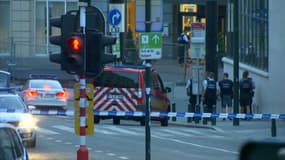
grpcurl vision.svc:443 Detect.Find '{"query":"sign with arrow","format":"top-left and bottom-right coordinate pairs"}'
top-left (108, 8), bottom-right (122, 26)
top-left (139, 32), bottom-right (162, 59)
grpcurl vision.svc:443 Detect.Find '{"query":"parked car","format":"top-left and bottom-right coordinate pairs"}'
top-left (20, 74), bottom-right (68, 110)
top-left (93, 64), bottom-right (172, 126)
top-left (0, 88), bottom-right (37, 148)
top-left (0, 123), bottom-right (29, 160)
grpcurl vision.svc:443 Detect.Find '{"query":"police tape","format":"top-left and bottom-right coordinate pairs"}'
top-left (1, 109), bottom-right (285, 120)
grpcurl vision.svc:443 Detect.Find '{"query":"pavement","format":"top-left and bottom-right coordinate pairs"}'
top-left (152, 59), bottom-right (285, 140)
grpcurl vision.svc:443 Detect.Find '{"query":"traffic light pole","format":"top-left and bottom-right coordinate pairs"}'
top-left (145, 0), bottom-right (151, 160)
top-left (77, 2), bottom-right (88, 160)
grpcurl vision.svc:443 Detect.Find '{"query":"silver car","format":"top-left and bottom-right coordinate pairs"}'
top-left (0, 123), bottom-right (29, 160)
top-left (21, 75), bottom-right (68, 110)
top-left (0, 92), bottom-right (37, 148)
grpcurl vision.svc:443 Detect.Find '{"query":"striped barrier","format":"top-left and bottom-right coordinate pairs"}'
top-left (1, 109), bottom-right (285, 120)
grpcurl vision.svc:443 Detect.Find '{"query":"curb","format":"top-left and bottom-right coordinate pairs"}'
top-left (168, 121), bottom-right (216, 130)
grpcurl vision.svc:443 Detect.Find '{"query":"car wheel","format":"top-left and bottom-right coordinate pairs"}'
top-left (113, 117), bottom-right (120, 125)
top-left (160, 117), bottom-right (168, 127)
top-left (94, 116), bottom-right (100, 124)
top-left (27, 136), bottom-right (36, 148)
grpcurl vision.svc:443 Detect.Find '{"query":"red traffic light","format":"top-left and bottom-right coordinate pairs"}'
top-left (67, 36), bottom-right (83, 52)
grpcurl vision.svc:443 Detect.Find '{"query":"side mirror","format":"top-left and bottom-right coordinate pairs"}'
top-left (240, 140), bottom-right (285, 160)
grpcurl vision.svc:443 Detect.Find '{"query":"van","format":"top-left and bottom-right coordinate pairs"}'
top-left (93, 64), bottom-right (171, 126)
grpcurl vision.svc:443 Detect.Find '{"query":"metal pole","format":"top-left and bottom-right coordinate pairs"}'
top-left (145, 0), bottom-right (151, 160)
top-left (233, 0), bottom-right (240, 126)
top-left (271, 119), bottom-right (277, 137)
top-left (77, 3), bottom-right (88, 160)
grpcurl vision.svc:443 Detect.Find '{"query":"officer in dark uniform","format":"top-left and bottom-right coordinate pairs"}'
top-left (239, 71), bottom-right (254, 114)
top-left (186, 77), bottom-right (202, 123)
top-left (202, 72), bottom-right (218, 125)
top-left (218, 72), bottom-right (233, 120)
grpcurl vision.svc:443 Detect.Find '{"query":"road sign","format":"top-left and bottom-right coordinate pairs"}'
top-left (139, 32), bottom-right (162, 59)
top-left (136, 0), bottom-right (163, 32)
top-left (74, 83), bottom-right (94, 135)
top-left (109, 3), bottom-right (125, 58)
top-left (108, 9), bottom-right (122, 26)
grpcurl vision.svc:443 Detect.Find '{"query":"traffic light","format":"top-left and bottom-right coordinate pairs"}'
top-left (64, 33), bottom-right (85, 74)
top-left (85, 32), bottom-right (116, 77)
top-left (49, 12), bottom-right (77, 72)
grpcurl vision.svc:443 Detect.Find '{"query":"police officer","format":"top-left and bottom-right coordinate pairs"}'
top-left (239, 71), bottom-right (254, 114)
top-left (218, 73), bottom-right (233, 120)
top-left (177, 31), bottom-right (189, 64)
top-left (186, 77), bottom-right (202, 122)
top-left (202, 72), bottom-right (218, 125)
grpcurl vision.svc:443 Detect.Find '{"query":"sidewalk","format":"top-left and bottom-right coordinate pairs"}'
top-left (151, 60), bottom-right (285, 139)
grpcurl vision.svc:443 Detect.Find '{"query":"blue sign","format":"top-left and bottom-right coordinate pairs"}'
top-left (108, 9), bottom-right (122, 26)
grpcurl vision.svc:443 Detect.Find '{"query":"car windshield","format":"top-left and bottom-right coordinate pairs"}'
top-left (94, 71), bottom-right (139, 88)
top-left (30, 80), bottom-right (62, 89)
top-left (0, 96), bottom-right (26, 110)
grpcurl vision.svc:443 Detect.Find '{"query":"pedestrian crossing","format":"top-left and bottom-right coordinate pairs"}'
top-left (37, 124), bottom-right (230, 139)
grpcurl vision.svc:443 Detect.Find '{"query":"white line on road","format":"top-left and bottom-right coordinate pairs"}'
top-left (102, 126), bottom-right (141, 136)
top-left (152, 135), bottom-right (238, 154)
top-left (37, 127), bottom-right (60, 135)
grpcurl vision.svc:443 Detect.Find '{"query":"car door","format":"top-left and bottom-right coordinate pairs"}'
top-left (150, 72), bottom-right (170, 112)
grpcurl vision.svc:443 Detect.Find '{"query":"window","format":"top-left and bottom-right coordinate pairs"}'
top-left (233, 0), bottom-right (269, 71)
top-left (35, 1), bottom-right (77, 54)
top-left (95, 71), bottom-right (139, 88)
top-left (0, 1), bottom-right (10, 53)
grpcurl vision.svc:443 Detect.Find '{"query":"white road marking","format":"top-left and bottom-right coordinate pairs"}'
top-left (107, 153), bottom-right (116, 156)
top-left (102, 126), bottom-right (141, 136)
top-left (119, 156), bottom-right (129, 160)
top-left (151, 135), bottom-right (238, 154)
top-left (37, 127), bottom-right (60, 135)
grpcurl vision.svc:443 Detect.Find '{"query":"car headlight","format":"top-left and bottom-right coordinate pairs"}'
top-left (19, 115), bottom-right (37, 131)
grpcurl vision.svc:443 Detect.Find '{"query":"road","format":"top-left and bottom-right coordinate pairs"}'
top-left (27, 115), bottom-right (285, 160)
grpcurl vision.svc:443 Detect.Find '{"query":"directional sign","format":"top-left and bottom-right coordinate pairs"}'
top-left (139, 32), bottom-right (162, 59)
top-left (109, 3), bottom-right (125, 58)
top-left (108, 9), bottom-right (122, 26)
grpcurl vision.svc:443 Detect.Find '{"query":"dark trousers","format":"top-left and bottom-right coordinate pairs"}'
top-left (203, 104), bottom-right (216, 125)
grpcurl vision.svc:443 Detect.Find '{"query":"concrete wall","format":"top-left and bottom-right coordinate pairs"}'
top-left (267, 0), bottom-right (285, 113)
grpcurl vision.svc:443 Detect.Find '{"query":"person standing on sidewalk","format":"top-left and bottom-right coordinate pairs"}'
top-left (202, 72), bottom-right (218, 125)
top-left (218, 73), bottom-right (233, 120)
top-left (239, 70), bottom-right (255, 114)
top-left (177, 31), bottom-right (189, 64)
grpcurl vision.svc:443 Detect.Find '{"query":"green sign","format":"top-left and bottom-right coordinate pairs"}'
top-left (139, 32), bottom-right (162, 59)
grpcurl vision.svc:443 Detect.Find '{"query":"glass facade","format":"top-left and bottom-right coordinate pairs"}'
top-left (36, 1), bottom-right (77, 54)
top-left (238, 0), bottom-right (268, 71)
top-left (0, 1), bottom-right (10, 53)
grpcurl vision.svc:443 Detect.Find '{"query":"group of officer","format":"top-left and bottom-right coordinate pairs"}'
top-left (186, 70), bottom-right (255, 124)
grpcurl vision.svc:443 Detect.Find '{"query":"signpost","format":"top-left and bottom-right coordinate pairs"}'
top-left (108, 3), bottom-right (125, 58)
top-left (139, 32), bottom-right (162, 59)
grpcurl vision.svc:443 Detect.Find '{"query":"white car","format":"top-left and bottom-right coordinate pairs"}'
top-left (0, 91), bottom-right (37, 148)
top-left (20, 74), bottom-right (68, 110)
top-left (0, 123), bottom-right (29, 160)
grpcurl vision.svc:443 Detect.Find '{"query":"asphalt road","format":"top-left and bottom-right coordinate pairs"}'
top-left (27, 115), bottom-right (285, 160)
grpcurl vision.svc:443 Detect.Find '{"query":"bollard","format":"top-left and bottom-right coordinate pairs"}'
top-left (202, 105), bottom-right (208, 125)
top-left (194, 104), bottom-right (200, 124)
top-left (171, 103), bottom-right (176, 121)
top-left (211, 106), bottom-right (216, 126)
top-left (187, 104), bottom-right (193, 123)
top-left (271, 119), bottom-right (277, 137)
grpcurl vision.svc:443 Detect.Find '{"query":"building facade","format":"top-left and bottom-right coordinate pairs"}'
top-left (0, 0), bottom-right (283, 113)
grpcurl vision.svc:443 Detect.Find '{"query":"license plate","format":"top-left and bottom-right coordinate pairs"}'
top-left (107, 94), bottom-right (123, 99)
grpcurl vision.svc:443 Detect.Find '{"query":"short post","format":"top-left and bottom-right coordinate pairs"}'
top-left (171, 103), bottom-right (176, 121)
top-left (271, 119), bottom-right (277, 137)
top-left (187, 104), bottom-right (192, 123)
